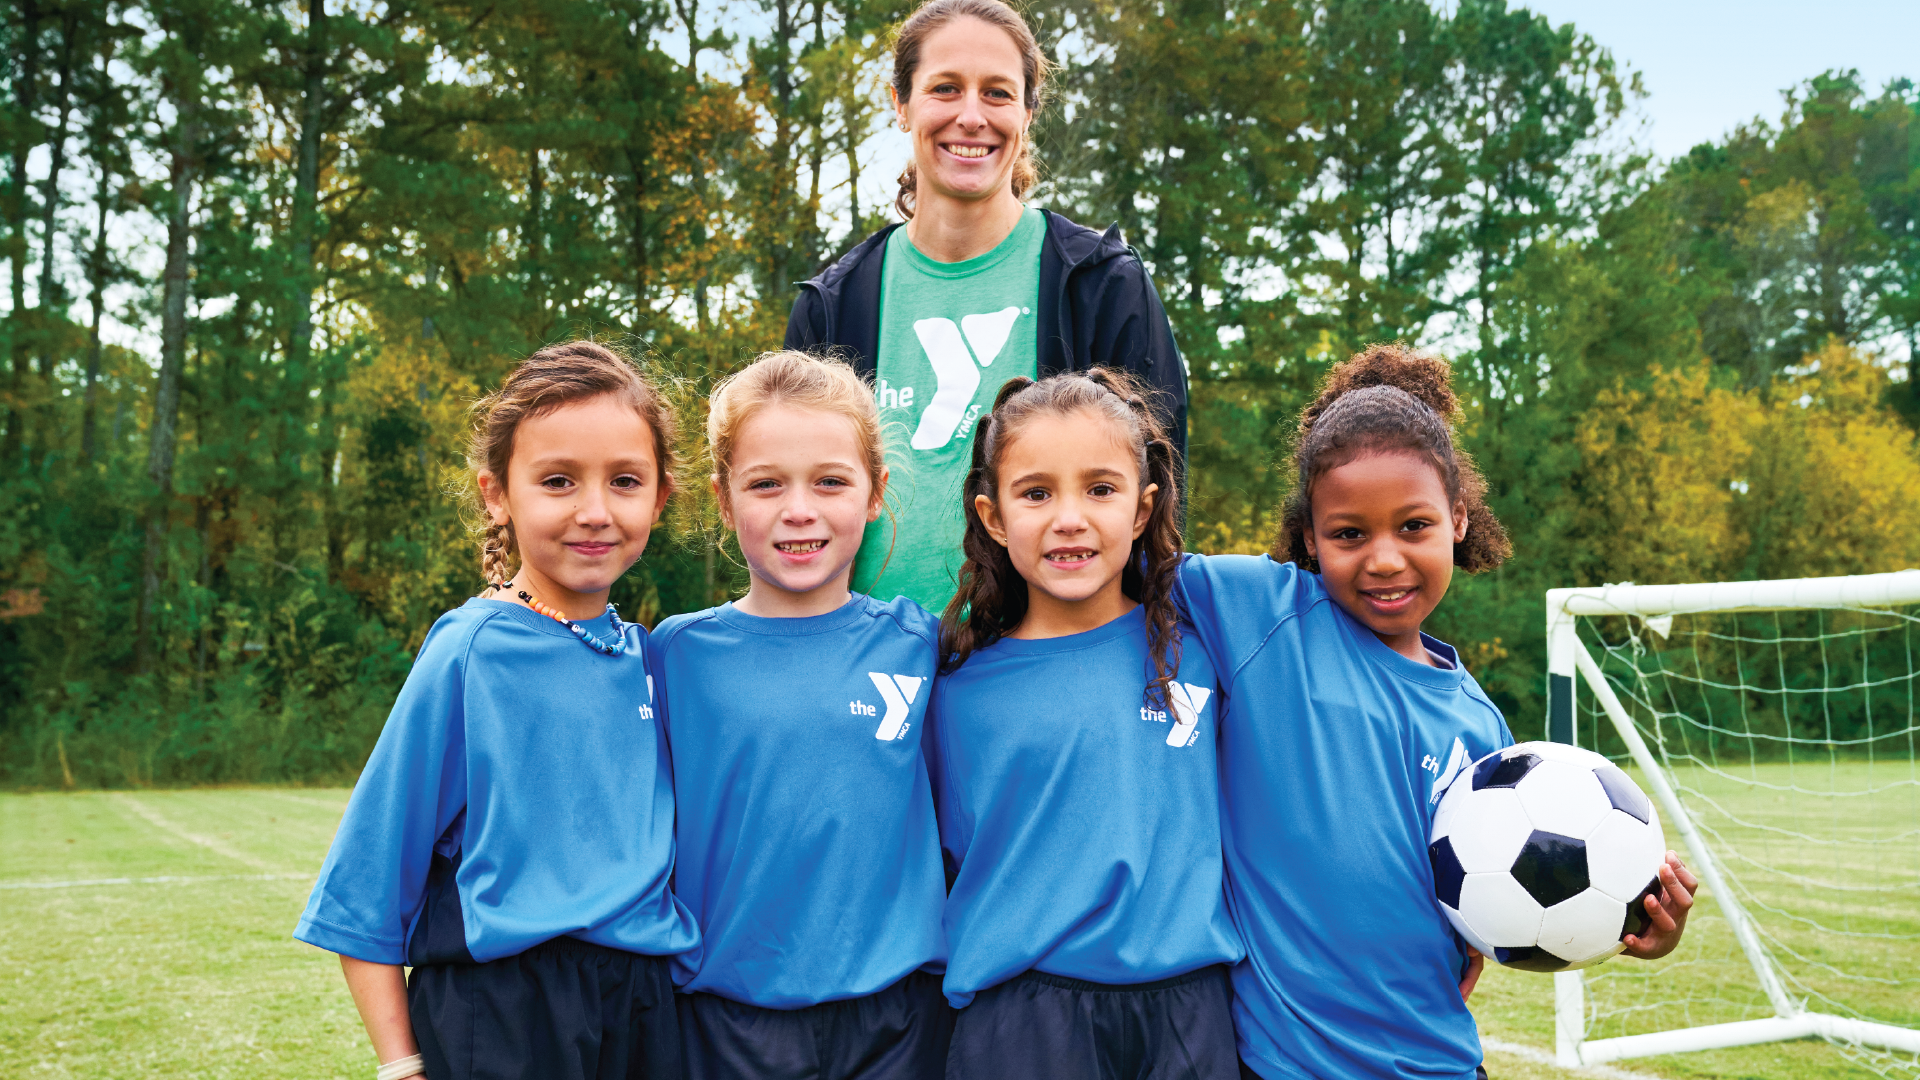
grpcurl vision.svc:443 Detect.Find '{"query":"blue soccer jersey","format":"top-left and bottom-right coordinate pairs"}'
top-left (1178, 555), bottom-right (1513, 1080)
top-left (294, 599), bottom-right (699, 966)
top-left (648, 594), bottom-right (947, 1009)
top-left (930, 606), bottom-right (1243, 1008)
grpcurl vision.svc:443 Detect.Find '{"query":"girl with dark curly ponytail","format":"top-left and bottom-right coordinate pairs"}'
top-left (1179, 344), bottom-right (1693, 1080)
top-left (928, 370), bottom-right (1242, 1079)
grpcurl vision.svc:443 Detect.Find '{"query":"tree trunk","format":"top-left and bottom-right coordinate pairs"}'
top-left (631, 151), bottom-right (648, 323)
top-left (675, 0), bottom-right (700, 80)
top-left (289, 0), bottom-right (327, 378)
top-left (23, 8), bottom-right (77, 468)
top-left (6, 0), bottom-right (43, 464)
top-left (136, 66), bottom-right (200, 673)
top-left (80, 152), bottom-right (110, 462)
top-left (625, 20), bottom-right (649, 325)
top-left (37, 9), bottom-right (77, 336)
top-left (526, 148), bottom-right (545, 318)
top-left (769, 0), bottom-right (793, 295)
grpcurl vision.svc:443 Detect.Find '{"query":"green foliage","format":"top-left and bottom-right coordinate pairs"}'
top-left (1, 0), bottom-right (1917, 782)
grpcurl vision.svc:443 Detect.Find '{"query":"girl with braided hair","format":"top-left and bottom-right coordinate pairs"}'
top-left (296, 341), bottom-right (697, 1080)
top-left (928, 369), bottom-right (1242, 1080)
top-left (1177, 344), bottom-right (1696, 1080)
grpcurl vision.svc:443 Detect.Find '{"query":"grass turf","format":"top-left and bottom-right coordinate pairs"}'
top-left (0, 776), bottom-right (1909, 1078)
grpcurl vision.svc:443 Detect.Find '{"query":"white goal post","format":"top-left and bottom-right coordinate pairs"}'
top-left (1544, 570), bottom-right (1920, 1070)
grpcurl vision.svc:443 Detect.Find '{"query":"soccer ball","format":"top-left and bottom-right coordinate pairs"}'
top-left (1428, 741), bottom-right (1668, 972)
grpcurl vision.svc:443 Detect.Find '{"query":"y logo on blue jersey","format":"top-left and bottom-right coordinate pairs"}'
top-left (909, 307), bottom-right (1023, 450)
top-left (864, 672), bottom-right (925, 741)
top-left (1141, 683), bottom-right (1212, 748)
top-left (1426, 736), bottom-right (1470, 803)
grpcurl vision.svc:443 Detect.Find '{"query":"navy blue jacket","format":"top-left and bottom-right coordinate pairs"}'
top-left (783, 211), bottom-right (1189, 475)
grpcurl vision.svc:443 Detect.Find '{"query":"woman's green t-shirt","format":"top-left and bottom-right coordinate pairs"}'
top-left (852, 207), bottom-right (1046, 613)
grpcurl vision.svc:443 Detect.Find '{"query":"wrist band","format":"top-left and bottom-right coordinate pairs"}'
top-left (376, 1054), bottom-right (425, 1080)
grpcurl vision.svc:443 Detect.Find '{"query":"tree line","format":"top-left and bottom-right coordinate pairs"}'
top-left (2, 0), bottom-right (1916, 786)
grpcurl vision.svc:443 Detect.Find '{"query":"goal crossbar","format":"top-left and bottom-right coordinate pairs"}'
top-left (1549, 569), bottom-right (1920, 620)
top-left (1542, 569), bottom-right (1920, 1069)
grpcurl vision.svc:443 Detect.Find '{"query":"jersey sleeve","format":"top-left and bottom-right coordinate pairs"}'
top-left (1174, 553), bottom-right (1307, 685)
top-left (293, 613), bottom-right (474, 964)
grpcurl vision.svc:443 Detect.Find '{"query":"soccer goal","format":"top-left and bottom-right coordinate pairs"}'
top-left (1544, 571), bottom-right (1920, 1076)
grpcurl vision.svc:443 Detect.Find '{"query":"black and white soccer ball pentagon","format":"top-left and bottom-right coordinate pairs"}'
top-left (1429, 741), bottom-right (1667, 972)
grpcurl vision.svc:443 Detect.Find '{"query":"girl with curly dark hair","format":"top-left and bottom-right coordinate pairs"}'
top-left (929, 369), bottom-right (1242, 1080)
top-left (1180, 344), bottom-right (1694, 1080)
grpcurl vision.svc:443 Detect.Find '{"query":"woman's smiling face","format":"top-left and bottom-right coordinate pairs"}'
top-left (894, 16), bottom-right (1031, 207)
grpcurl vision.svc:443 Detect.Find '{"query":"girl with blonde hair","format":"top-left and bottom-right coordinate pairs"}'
top-left (649, 351), bottom-right (949, 1080)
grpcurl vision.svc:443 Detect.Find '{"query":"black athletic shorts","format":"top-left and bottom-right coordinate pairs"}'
top-left (948, 965), bottom-right (1237, 1080)
top-left (678, 970), bottom-right (953, 1080)
top-left (406, 935), bottom-right (679, 1080)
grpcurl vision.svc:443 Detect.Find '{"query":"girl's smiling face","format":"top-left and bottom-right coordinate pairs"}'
top-left (976, 408), bottom-right (1156, 637)
top-left (893, 16), bottom-right (1031, 207)
top-left (479, 394), bottom-right (669, 619)
top-left (718, 404), bottom-right (886, 619)
top-left (1304, 450), bottom-right (1467, 665)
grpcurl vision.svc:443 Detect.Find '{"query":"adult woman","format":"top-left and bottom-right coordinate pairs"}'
top-left (784, 0), bottom-right (1186, 614)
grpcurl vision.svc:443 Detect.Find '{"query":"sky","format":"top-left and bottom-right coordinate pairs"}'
top-left (1518, 0), bottom-right (1920, 160)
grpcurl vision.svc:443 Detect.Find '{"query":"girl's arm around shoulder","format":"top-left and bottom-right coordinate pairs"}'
top-left (1174, 553), bottom-right (1314, 679)
top-left (292, 605), bottom-right (485, 964)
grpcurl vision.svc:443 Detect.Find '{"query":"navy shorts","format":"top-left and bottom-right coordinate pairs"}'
top-left (949, 965), bottom-right (1237, 1080)
top-left (678, 970), bottom-right (953, 1080)
top-left (406, 935), bottom-right (679, 1080)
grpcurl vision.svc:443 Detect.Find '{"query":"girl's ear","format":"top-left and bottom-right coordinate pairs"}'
top-left (479, 470), bottom-right (509, 526)
top-left (867, 467), bottom-right (890, 524)
top-left (710, 474), bottom-right (734, 531)
top-left (1301, 519), bottom-right (1319, 563)
top-left (649, 467), bottom-right (674, 525)
top-left (891, 84), bottom-right (907, 131)
top-left (1452, 501), bottom-right (1469, 543)
top-left (1132, 482), bottom-right (1158, 540)
top-left (974, 493), bottom-right (1010, 548)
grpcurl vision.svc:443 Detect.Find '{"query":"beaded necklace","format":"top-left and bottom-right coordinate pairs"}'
top-left (492, 580), bottom-right (628, 656)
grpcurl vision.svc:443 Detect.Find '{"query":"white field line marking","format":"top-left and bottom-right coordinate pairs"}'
top-left (0, 873), bottom-right (314, 890)
top-left (1481, 1037), bottom-right (1668, 1079)
top-left (115, 793), bottom-right (277, 871)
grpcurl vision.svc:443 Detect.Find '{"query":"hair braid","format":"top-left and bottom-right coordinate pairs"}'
top-left (481, 520), bottom-right (516, 587)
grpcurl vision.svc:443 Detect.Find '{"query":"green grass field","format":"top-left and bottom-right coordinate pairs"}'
top-left (0, 775), bottom-right (1911, 1079)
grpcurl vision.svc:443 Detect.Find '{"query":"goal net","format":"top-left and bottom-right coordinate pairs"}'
top-left (1544, 572), bottom-right (1920, 1075)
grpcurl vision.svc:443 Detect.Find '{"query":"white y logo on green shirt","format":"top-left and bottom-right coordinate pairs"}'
top-left (908, 306), bottom-right (1021, 450)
